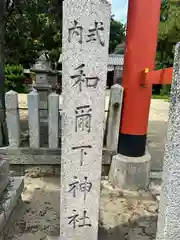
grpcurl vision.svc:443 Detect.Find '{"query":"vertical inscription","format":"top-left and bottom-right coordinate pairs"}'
top-left (61, 0), bottom-right (111, 239)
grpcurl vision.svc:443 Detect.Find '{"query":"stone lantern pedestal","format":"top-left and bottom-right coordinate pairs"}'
top-left (31, 68), bottom-right (52, 122)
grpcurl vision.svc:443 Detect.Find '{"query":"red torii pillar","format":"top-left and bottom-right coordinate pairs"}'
top-left (118, 0), bottom-right (161, 157)
top-left (109, 0), bottom-right (162, 189)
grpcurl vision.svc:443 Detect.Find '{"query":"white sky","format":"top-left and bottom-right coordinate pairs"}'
top-left (112, 0), bottom-right (128, 23)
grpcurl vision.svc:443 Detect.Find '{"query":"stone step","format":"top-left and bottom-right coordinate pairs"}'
top-left (0, 177), bottom-right (24, 233)
top-left (0, 159), bottom-right (10, 197)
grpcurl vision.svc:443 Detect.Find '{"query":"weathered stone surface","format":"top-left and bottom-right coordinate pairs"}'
top-left (0, 159), bottom-right (9, 196)
top-left (2, 177), bottom-right (24, 219)
top-left (46, 237), bottom-right (60, 240)
top-left (5, 90), bottom-right (20, 147)
top-left (0, 147), bottom-right (114, 166)
top-left (156, 43), bottom-right (180, 240)
top-left (48, 93), bottom-right (59, 148)
top-left (33, 52), bottom-right (51, 72)
top-left (109, 152), bottom-right (151, 190)
top-left (60, 0), bottom-right (111, 239)
top-left (39, 91), bottom-right (48, 119)
top-left (106, 84), bottom-right (123, 152)
top-left (149, 171), bottom-right (162, 180)
top-left (149, 181), bottom-right (161, 202)
top-left (0, 177), bottom-right (24, 233)
top-left (36, 73), bottom-right (49, 86)
top-left (28, 91), bottom-right (40, 148)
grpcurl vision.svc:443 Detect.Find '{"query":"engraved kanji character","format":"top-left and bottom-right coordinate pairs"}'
top-left (68, 176), bottom-right (79, 197)
top-left (68, 209), bottom-right (79, 230)
top-left (86, 21), bottom-right (105, 46)
top-left (68, 210), bottom-right (91, 229)
top-left (75, 106), bottom-right (92, 133)
top-left (68, 20), bottom-right (83, 44)
top-left (71, 64), bottom-right (99, 92)
top-left (72, 145), bottom-right (92, 166)
top-left (71, 64), bottom-right (86, 92)
top-left (79, 210), bottom-right (92, 227)
top-left (80, 177), bottom-right (92, 201)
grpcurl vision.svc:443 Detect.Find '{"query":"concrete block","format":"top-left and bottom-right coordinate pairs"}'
top-left (0, 177), bottom-right (24, 232)
top-left (28, 91), bottom-right (40, 148)
top-left (110, 84), bottom-right (123, 107)
top-left (39, 91), bottom-right (48, 119)
top-left (5, 90), bottom-right (20, 147)
top-left (109, 152), bottom-right (151, 190)
top-left (48, 93), bottom-right (59, 148)
top-left (0, 147), bottom-right (114, 166)
top-left (106, 85), bottom-right (123, 151)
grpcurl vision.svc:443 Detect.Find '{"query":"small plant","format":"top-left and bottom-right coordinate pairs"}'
top-left (5, 64), bottom-right (27, 93)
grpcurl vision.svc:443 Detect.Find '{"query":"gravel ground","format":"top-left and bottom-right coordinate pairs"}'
top-left (2, 169), bottom-right (158, 240)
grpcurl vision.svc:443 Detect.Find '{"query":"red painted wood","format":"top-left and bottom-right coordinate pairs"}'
top-left (143, 67), bottom-right (173, 85)
top-left (120, 0), bottom-right (161, 135)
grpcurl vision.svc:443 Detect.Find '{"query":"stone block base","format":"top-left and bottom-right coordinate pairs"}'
top-left (109, 152), bottom-right (151, 190)
top-left (0, 159), bottom-right (10, 196)
top-left (0, 177), bottom-right (24, 232)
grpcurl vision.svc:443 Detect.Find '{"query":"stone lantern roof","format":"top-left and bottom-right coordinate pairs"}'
top-left (30, 51), bottom-right (52, 73)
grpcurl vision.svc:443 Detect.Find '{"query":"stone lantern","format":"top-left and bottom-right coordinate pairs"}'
top-left (30, 51), bottom-right (54, 122)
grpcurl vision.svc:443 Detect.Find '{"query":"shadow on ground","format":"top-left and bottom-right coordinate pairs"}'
top-left (4, 175), bottom-right (60, 240)
top-left (98, 214), bottom-right (157, 240)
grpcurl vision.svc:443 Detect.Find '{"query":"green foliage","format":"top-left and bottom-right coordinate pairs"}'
top-left (155, 0), bottom-right (180, 96)
top-left (151, 94), bottom-right (169, 100)
top-left (160, 84), bottom-right (171, 95)
top-left (5, 0), bottom-right (62, 68)
top-left (5, 64), bottom-right (26, 92)
top-left (156, 0), bottom-right (180, 69)
top-left (5, 2), bottom-right (124, 68)
top-left (109, 17), bottom-right (126, 53)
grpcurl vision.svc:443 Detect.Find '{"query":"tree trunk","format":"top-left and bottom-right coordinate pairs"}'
top-left (0, 0), bottom-right (8, 146)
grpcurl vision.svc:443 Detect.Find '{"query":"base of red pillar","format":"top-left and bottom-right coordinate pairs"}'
top-left (118, 133), bottom-right (146, 157)
top-left (109, 151), bottom-right (151, 190)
